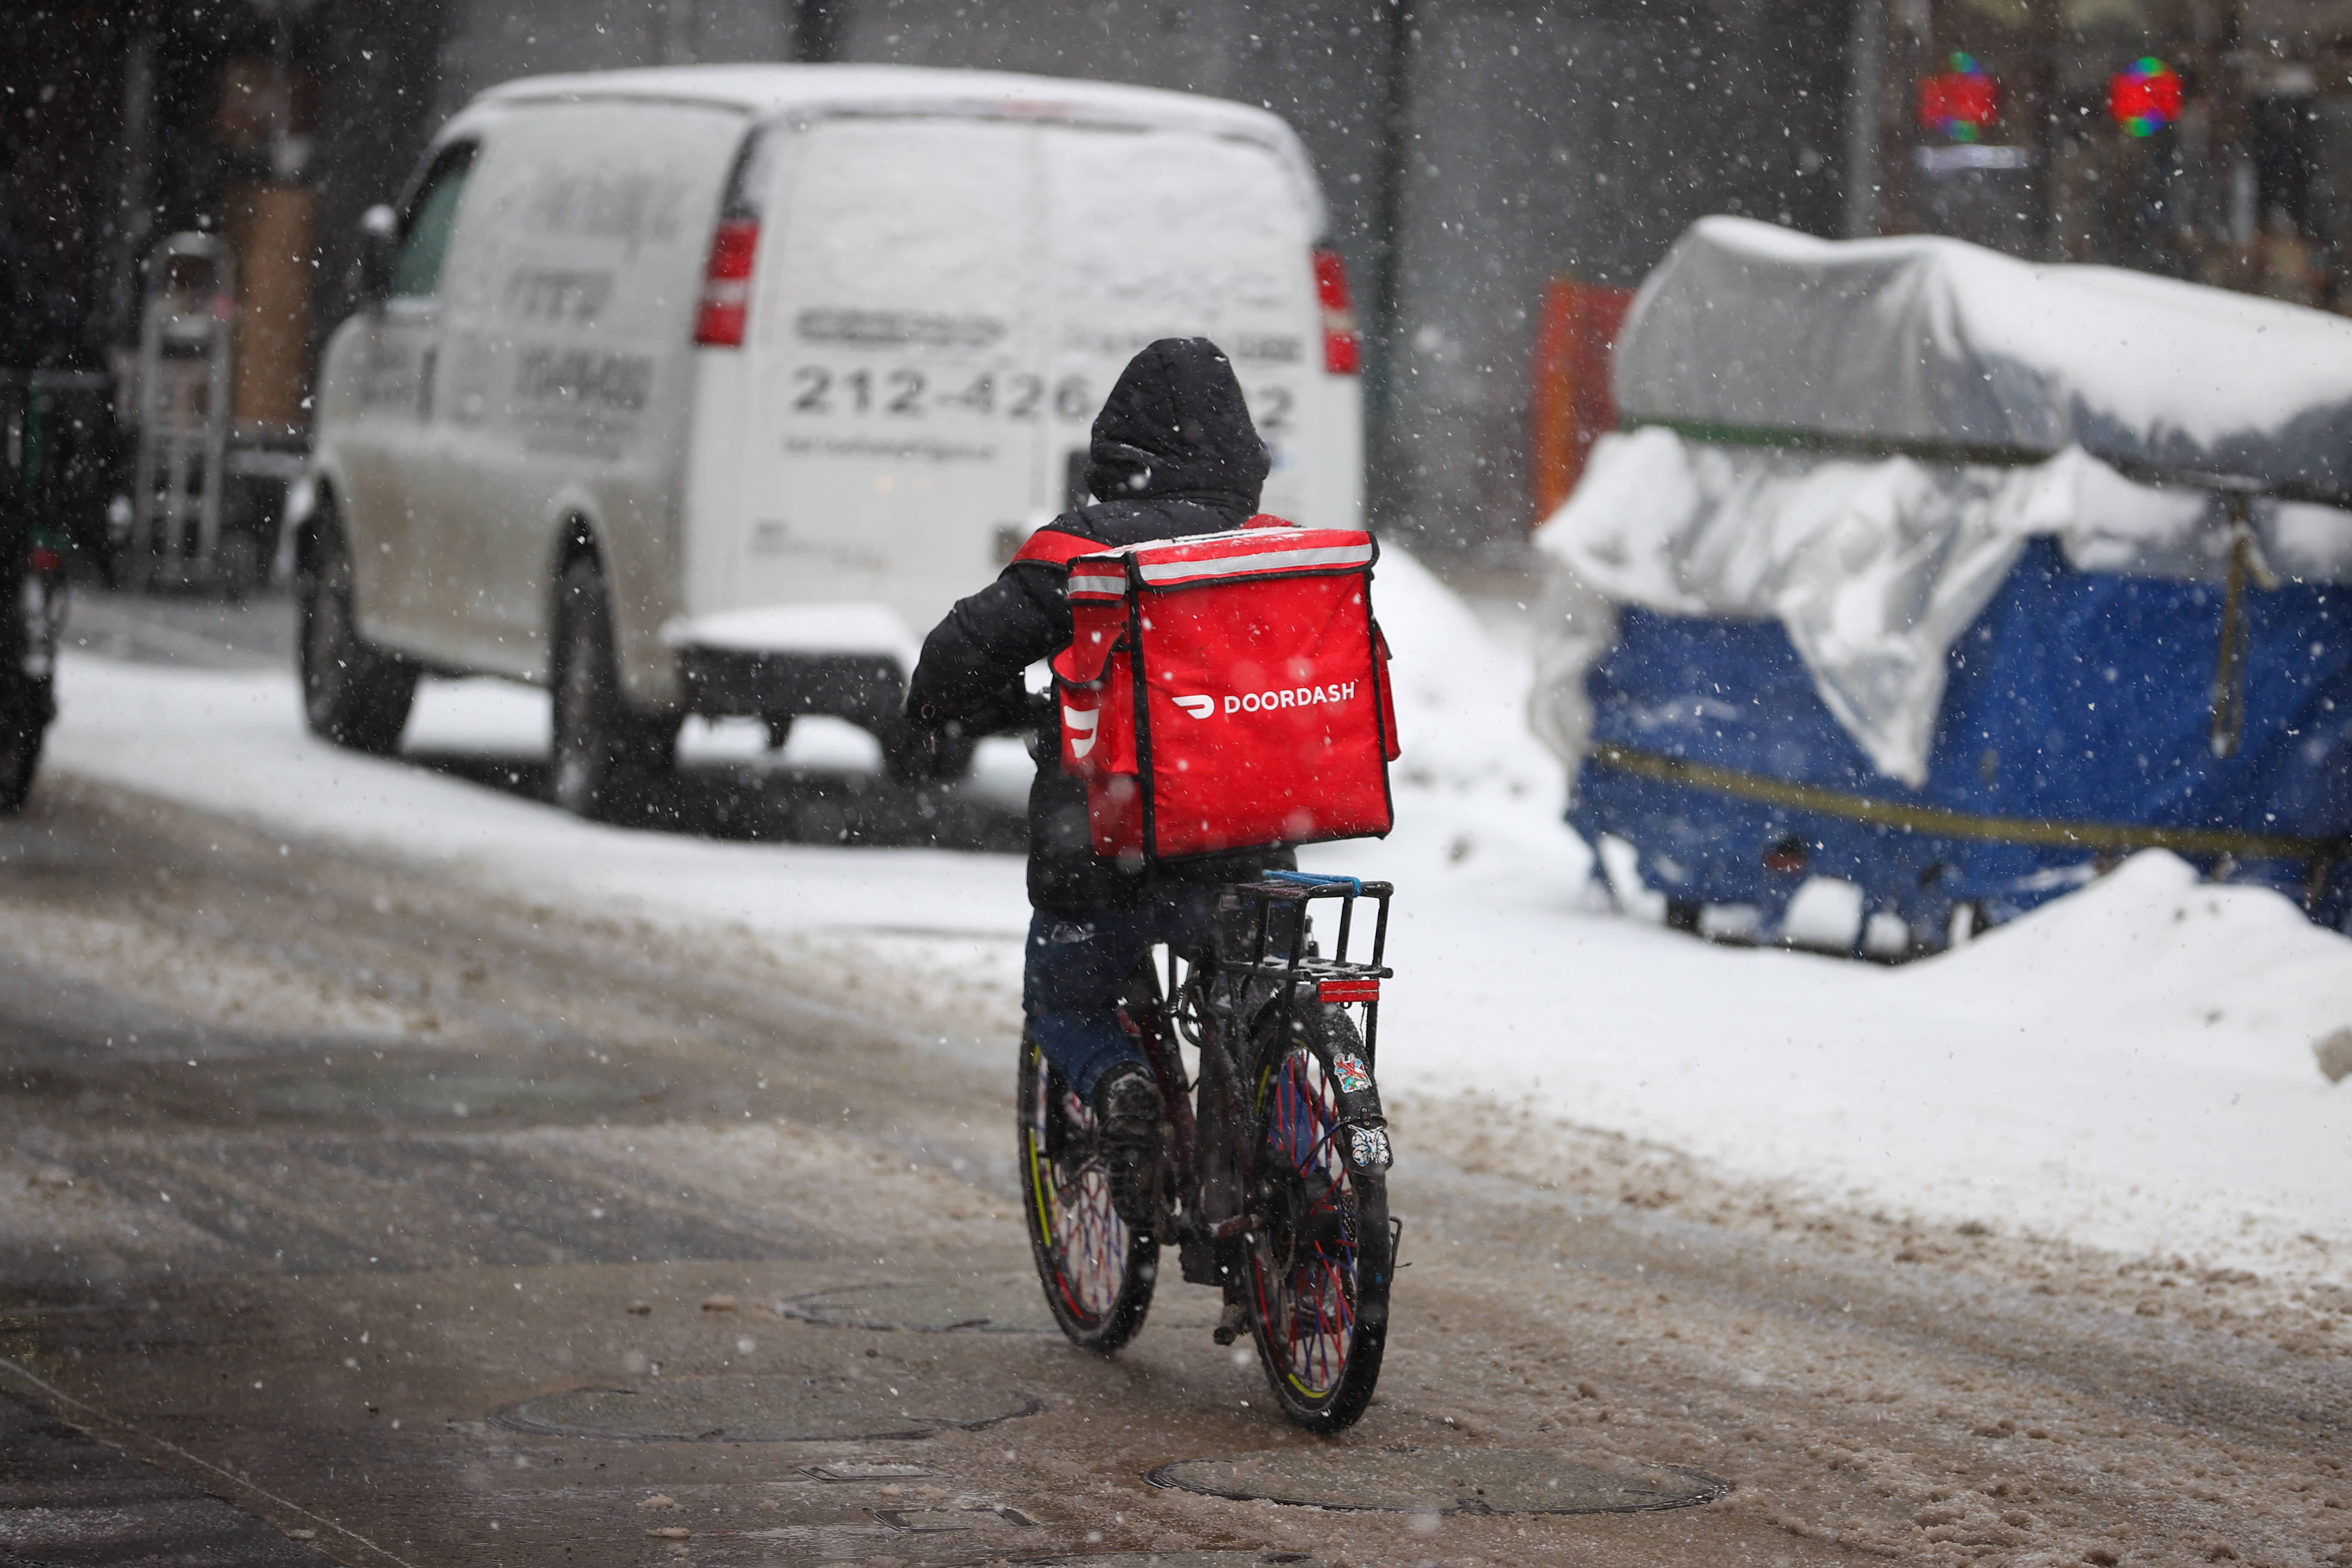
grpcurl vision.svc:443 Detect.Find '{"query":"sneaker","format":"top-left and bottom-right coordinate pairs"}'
top-left (1093, 1061), bottom-right (1162, 1139)
top-left (1093, 1062), bottom-right (1163, 1228)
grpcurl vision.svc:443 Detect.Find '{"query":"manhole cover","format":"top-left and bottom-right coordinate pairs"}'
top-left (492, 1376), bottom-right (1043, 1442)
top-left (1145, 1447), bottom-right (1730, 1514)
top-left (781, 1280), bottom-right (1220, 1333)
top-left (875, 1504), bottom-right (1037, 1532)
top-left (799, 1460), bottom-right (941, 1482)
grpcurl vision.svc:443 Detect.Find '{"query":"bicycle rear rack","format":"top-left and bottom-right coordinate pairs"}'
top-left (1222, 869), bottom-right (1394, 1069)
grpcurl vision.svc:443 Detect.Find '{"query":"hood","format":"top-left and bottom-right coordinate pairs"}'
top-left (1084, 337), bottom-right (1270, 511)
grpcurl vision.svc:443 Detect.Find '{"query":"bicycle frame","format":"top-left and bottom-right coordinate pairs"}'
top-left (1124, 872), bottom-right (1396, 1261)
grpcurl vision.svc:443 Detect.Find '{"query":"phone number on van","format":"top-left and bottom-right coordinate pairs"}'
top-left (787, 365), bottom-right (1297, 432)
top-left (789, 367), bottom-right (1092, 422)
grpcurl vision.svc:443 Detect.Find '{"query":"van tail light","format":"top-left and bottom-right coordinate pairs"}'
top-left (1314, 246), bottom-right (1360, 376)
top-left (695, 219), bottom-right (760, 347)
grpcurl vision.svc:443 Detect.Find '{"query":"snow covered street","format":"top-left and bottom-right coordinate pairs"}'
top-left (42, 557), bottom-right (2352, 1293)
top-left (4, 576), bottom-right (2349, 1566)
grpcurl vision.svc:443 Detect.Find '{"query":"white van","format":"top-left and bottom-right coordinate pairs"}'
top-left (300, 64), bottom-right (1363, 815)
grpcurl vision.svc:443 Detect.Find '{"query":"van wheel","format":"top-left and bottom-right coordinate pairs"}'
top-left (551, 557), bottom-right (677, 821)
top-left (297, 514), bottom-right (416, 755)
top-left (0, 686), bottom-right (48, 814)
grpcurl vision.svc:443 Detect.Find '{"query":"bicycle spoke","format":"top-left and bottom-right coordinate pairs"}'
top-left (1054, 1164), bottom-right (1131, 1318)
top-left (1022, 1037), bottom-right (1149, 1342)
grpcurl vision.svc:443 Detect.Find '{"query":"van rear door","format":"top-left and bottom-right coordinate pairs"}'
top-left (1040, 124), bottom-right (1318, 522)
top-left (723, 116), bottom-right (1047, 663)
top-left (706, 110), bottom-right (1326, 674)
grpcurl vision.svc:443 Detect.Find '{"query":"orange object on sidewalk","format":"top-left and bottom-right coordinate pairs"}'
top-left (1530, 276), bottom-right (1635, 528)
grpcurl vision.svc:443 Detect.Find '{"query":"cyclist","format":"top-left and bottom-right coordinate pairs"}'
top-left (906, 338), bottom-right (1294, 1220)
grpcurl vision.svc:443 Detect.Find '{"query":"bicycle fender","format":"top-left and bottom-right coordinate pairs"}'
top-left (1327, 1047), bottom-right (1392, 1171)
top-left (1247, 994), bottom-right (1390, 1172)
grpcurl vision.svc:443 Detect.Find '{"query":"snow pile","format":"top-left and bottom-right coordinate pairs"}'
top-left (1355, 839), bottom-right (2352, 1284)
top-left (1363, 548), bottom-right (1580, 873)
top-left (40, 550), bottom-right (2352, 1287)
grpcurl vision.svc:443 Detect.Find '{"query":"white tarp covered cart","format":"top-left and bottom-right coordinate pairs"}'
top-left (1533, 216), bottom-right (2352, 948)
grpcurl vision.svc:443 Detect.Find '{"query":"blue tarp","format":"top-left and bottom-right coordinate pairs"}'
top-left (1569, 538), bottom-right (2352, 940)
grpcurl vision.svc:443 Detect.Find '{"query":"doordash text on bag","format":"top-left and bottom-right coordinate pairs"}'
top-left (1223, 683), bottom-right (1360, 714)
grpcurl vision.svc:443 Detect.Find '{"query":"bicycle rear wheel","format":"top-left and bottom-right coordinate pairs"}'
top-left (1244, 1003), bottom-right (1391, 1432)
top-left (1017, 1032), bottom-right (1157, 1352)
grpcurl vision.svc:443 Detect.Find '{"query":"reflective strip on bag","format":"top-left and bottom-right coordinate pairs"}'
top-left (1134, 542), bottom-right (1375, 586)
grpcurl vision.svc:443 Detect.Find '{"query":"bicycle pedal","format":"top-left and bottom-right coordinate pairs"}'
top-left (1211, 1298), bottom-right (1247, 1346)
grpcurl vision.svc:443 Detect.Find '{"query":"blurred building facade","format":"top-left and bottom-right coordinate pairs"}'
top-left (5, 1), bottom-right (2347, 560)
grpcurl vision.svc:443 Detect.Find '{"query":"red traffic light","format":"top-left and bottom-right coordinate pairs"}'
top-left (2108, 57), bottom-right (2184, 137)
top-left (1918, 53), bottom-right (2000, 143)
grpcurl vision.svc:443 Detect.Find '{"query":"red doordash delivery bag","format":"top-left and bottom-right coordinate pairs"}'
top-left (1049, 519), bottom-right (1400, 863)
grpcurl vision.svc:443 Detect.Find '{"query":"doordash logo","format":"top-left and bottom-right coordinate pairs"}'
top-left (1064, 705), bottom-right (1100, 757)
top-left (1166, 683), bottom-right (1359, 721)
top-left (1225, 681), bottom-right (1358, 714)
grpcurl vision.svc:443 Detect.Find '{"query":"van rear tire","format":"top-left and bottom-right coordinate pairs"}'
top-left (297, 514), bottom-right (417, 756)
top-left (0, 683), bottom-right (49, 814)
top-left (551, 558), bottom-right (676, 821)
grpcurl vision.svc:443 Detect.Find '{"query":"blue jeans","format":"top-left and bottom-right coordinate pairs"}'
top-left (1023, 887), bottom-right (1215, 1100)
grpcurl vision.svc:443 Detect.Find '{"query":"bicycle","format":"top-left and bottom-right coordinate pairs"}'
top-left (1016, 869), bottom-right (1400, 1433)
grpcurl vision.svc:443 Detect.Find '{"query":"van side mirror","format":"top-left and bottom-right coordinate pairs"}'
top-left (353, 204), bottom-right (398, 309)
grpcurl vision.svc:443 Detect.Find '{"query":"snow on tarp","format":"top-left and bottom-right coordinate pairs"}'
top-left (1536, 218), bottom-right (2352, 785)
top-left (1615, 214), bottom-right (2352, 502)
top-left (1533, 427), bottom-right (2349, 783)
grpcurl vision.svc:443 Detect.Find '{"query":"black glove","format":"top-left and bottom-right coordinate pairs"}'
top-left (943, 678), bottom-right (1050, 738)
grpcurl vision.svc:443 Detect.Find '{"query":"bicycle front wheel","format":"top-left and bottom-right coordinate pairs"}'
top-left (1244, 1004), bottom-right (1391, 1432)
top-left (1017, 1032), bottom-right (1157, 1352)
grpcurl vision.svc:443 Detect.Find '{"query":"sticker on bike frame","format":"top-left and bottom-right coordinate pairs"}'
top-left (1346, 1125), bottom-right (1393, 1170)
top-left (1332, 1052), bottom-right (1372, 1093)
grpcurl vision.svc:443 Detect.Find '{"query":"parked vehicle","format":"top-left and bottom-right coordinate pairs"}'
top-left (1534, 217), bottom-right (2352, 948)
top-left (299, 64), bottom-right (1363, 813)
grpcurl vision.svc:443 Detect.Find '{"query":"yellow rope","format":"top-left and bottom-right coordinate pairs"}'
top-left (1589, 744), bottom-right (2343, 863)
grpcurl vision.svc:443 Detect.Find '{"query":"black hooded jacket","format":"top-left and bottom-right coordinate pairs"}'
top-left (908, 338), bottom-right (1295, 912)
